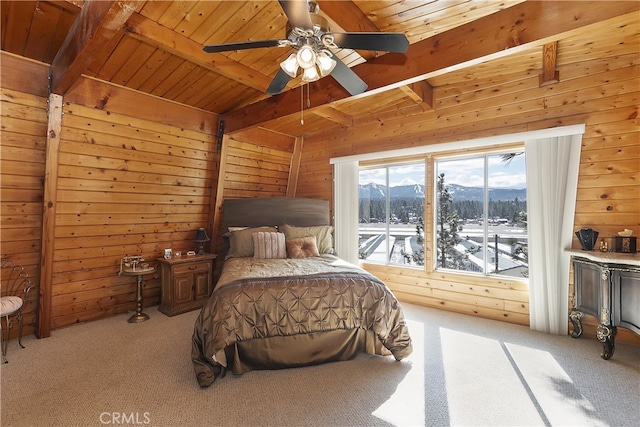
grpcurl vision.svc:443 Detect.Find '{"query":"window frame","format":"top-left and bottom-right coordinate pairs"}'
top-left (432, 146), bottom-right (528, 279)
top-left (330, 124), bottom-right (585, 280)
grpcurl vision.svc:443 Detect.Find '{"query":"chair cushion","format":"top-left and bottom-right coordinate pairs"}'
top-left (0, 296), bottom-right (23, 316)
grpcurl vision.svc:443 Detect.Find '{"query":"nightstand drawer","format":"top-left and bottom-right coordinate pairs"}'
top-left (174, 261), bottom-right (211, 275)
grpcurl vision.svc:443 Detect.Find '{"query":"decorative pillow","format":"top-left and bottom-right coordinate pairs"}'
top-left (253, 232), bottom-right (286, 259)
top-left (226, 226), bottom-right (277, 258)
top-left (286, 236), bottom-right (320, 258)
top-left (279, 224), bottom-right (334, 254)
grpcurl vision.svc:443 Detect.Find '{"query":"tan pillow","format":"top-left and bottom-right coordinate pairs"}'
top-left (279, 224), bottom-right (334, 254)
top-left (253, 232), bottom-right (286, 259)
top-left (286, 236), bottom-right (320, 258)
top-left (226, 226), bottom-right (277, 258)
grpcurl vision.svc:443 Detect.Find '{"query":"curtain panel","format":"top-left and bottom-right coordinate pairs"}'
top-left (525, 135), bottom-right (583, 334)
top-left (333, 161), bottom-right (360, 264)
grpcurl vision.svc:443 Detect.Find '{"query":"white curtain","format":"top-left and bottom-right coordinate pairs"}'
top-left (525, 134), bottom-right (583, 334)
top-left (333, 161), bottom-right (359, 264)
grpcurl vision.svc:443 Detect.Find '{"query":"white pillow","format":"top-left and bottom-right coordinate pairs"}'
top-left (252, 232), bottom-right (287, 259)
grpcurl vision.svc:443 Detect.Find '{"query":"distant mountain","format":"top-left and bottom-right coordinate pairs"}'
top-left (359, 183), bottom-right (525, 201)
top-left (447, 184), bottom-right (527, 202)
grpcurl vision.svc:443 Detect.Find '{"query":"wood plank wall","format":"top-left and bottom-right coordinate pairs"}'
top-left (296, 50), bottom-right (639, 342)
top-left (0, 52), bottom-right (298, 334)
top-left (211, 129), bottom-right (297, 277)
top-left (0, 89), bottom-right (45, 337)
top-left (0, 52), bottom-right (49, 338)
top-left (47, 100), bottom-right (217, 329)
top-left (1, 51), bottom-right (221, 333)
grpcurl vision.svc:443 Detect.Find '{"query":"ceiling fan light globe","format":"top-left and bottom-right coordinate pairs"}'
top-left (280, 53), bottom-right (299, 78)
top-left (316, 54), bottom-right (336, 77)
top-left (301, 66), bottom-right (320, 82)
top-left (297, 45), bottom-right (316, 69)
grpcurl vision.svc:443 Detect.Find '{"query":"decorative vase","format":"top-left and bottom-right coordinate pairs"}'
top-left (576, 228), bottom-right (598, 251)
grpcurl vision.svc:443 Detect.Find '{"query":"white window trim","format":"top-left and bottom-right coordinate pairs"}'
top-left (330, 125), bottom-right (585, 164)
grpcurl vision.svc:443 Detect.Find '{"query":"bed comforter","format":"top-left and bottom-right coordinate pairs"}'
top-left (192, 255), bottom-right (412, 387)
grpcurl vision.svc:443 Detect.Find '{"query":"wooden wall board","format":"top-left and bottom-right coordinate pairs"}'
top-left (64, 76), bottom-right (219, 136)
top-left (33, 82), bottom-right (219, 330)
top-left (0, 52), bottom-right (47, 100)
top-left (0, 81), bottom-right (47, 339)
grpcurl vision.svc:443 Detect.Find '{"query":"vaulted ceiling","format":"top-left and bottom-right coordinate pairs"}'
top-left (2, 0), bottom-right (638, 137)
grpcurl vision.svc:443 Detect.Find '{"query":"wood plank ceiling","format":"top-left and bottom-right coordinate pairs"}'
top-left (2, 0), bottom-right (638, 137)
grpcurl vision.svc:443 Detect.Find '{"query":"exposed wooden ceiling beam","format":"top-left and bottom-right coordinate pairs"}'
top-left (222, 0), bottom-right (639, 133)
top-left (318, 1), bottom-right (380, 33)
top-left (50, 0), bottom-right (137, 95)
top-left (399, 81), bottom-right (434, 111)
top-left (539, 41), bottom-right (560, 86)
top-left (313, 106), bottom-right (354, 127)
top-left (321, 1), bottom-right (429, 111)
top-left (123, 13), bottom-right (274, 92)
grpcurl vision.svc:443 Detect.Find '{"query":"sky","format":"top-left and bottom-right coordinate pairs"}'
top-left (359, 154), bottom-right (527, 189)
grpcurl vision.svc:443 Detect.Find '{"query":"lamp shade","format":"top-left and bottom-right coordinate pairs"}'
top-left (316, 52), bottom-right (336, 77)
top-left (301, 66), bottom-right (320, 82)
top-left (194, 228), bottom-right (210, 242)
top-left (280, 53), bottom-right (299, 78)
top-left (296, 45), bottom-right (316, 69)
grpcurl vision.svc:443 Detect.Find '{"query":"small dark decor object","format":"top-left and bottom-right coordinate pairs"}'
top-left (194, 228), bottom-right (210, 255)
top-left (575, 227), bottom-right (598, 251)
top-left (614, 236), bottom-right (637, 253)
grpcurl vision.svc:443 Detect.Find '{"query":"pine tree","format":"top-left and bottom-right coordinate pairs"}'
top-left (436, 173), bottom-right (468, 269)
top-left (402, 217), bottom-right (424, 265)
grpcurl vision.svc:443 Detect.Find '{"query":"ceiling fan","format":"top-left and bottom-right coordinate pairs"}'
top-left (202, 0), bottom-right (409, 96)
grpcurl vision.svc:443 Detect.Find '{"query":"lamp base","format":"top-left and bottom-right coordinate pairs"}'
top-left (197, 242), bottom-right (205, 255)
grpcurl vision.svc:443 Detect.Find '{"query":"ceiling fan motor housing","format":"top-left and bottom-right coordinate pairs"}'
top-left (285, 2), bottom-right (334, 51)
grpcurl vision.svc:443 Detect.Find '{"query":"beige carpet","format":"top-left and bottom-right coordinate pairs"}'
top-left (1, 303), bottom-right (639, 427)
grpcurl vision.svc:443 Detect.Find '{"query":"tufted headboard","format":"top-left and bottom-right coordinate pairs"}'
top-left (222, 197), bottom-right (330, 231)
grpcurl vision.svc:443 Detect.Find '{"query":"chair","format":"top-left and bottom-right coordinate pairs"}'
top-left (1, 258), bottom-right (34, 363)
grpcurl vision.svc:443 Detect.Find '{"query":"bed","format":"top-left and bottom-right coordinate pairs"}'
top-left (191, 197), bottom-right (413, 388)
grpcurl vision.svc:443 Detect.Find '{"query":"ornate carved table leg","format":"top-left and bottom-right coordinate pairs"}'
top-left (597, 323), bottom-right (616, 360)
top-left (569, 309), bottom-right (584, 338)
top-left (597, 307), bottom-right (615, 360)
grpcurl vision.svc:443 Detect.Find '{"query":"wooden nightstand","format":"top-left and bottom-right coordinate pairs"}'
top-left (157, 253), bottom-right (217, 316)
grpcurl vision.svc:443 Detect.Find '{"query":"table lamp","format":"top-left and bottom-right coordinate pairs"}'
top-left (194, 228), bottom-right (210, 255)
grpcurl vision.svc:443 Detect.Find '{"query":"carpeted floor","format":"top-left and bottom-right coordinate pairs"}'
top-left (1, 303), bottom-right (638, 427)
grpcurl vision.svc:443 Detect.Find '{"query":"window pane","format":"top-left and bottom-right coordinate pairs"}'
top-left (435, 158), bottom-right (482, 271)
top-left (436, 153), bottom-right (528, 279)
top-left (487, 153), bottom-right (528, 278)
top-left (388, 164), bottom-right (425, 266)
top-left (359, 168), bottom-right (388, 262)
top-left (358, 163), bottom-right (425, 266)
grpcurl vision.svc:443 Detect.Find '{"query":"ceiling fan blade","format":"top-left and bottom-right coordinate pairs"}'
top-left (279, 0), bottom-right (313, 30)
top-left (203, 39), bottom-right (283, 53)
top-left (330, 56), bottom-right (367, 96)
top-left (266, 69), bottom-right (293, 95)
top-left (332, 33), bottom-right (409, 53)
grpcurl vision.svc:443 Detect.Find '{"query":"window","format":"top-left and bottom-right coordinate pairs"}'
top-left (435, 152), bottom-right (528, 278)
top-left (358, 162), bottom-right (425, 266)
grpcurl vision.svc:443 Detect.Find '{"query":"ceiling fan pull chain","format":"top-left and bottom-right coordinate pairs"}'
top-left (300, 84), bottom-right (304, 125)
top-left (307, 83), bottom-right (311, 109)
